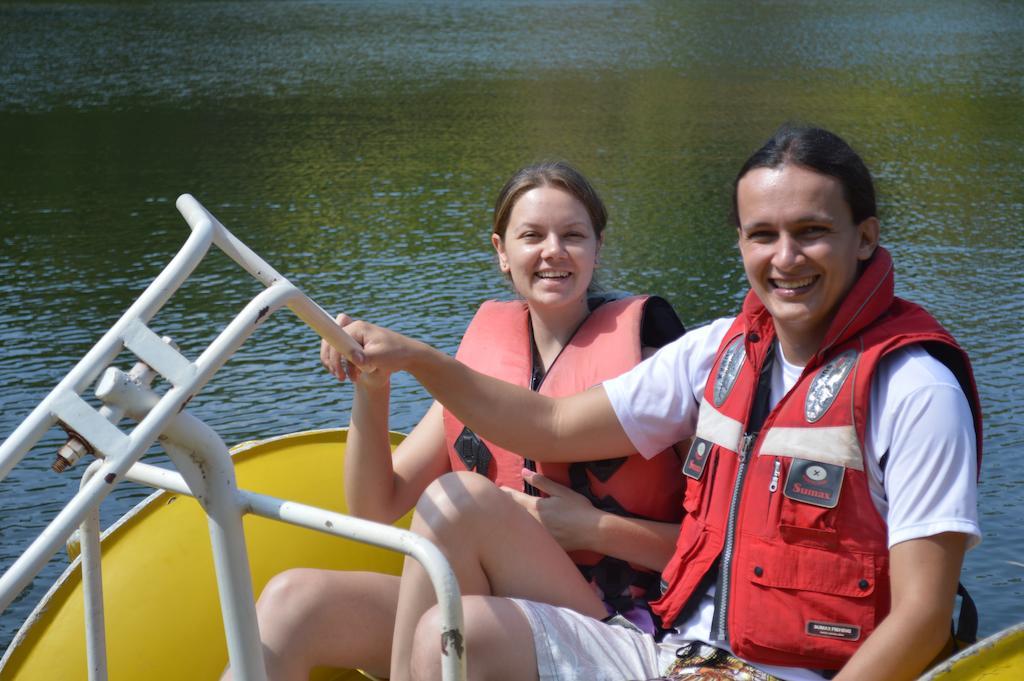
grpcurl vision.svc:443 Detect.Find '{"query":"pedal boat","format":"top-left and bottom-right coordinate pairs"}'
top-left (0, 196), bottom-right (1019, 681)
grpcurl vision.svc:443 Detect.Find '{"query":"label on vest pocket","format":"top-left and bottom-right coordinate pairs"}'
top-left (783, 459), bottom-right (844, 508)
top-left (806, 620), bottom-right (861, 641)
top-left (683, 438), bottom-right (712, 480)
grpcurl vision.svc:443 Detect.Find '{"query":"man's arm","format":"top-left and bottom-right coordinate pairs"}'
top-left (346, 320), bottom-right (637, 462)
top-left (413, 348), bottom-right (635, 462)
top-left (834, 532), bottom-right (967, 681)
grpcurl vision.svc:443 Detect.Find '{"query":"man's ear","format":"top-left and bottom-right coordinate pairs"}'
top-left (857, 217), bottom-right (880, 261)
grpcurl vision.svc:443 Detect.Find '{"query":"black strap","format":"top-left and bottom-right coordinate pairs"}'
top-left (524, 304), bottom-right (592, 497)
top-left (523, 322), bottom-right (546, 496)
top-left (568, 460), bottom-right (631, 506)
top-left (568, 458), bottom-right (678, 605)
top-left (954, 582), bottom-right (979, 646)
top-left (578, 555), bottom-right (662, 612)
top-left (746, 342), bottom-right (777, 436)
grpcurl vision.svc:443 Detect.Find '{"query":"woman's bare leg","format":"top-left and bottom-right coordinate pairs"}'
top-left (410, 596), bottom-right (539, 681)
top-left (389, 471), bottom-right (607, 681)
top-left (221, 569), bottom-right (399, 681)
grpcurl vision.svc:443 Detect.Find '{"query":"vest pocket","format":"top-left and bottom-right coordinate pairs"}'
top-left (778, 494), bottom-right (839, 550)
top-left (776, 459), bottom-right (842, 550)
top-left (732, 536), bottom-right (879, 668)
top-left (779, 523), bottom-right (839, 551)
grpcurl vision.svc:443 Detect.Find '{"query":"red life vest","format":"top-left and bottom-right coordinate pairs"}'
top-left (653, 248), bottom-right (983, 670)
top-left (443, 296), bottom-right (686, 603)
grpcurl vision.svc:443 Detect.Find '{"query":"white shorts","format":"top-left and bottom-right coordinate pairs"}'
top-left (511, 598), bottom-right (825, 681)
top-left (510, 598), bottom-right (675, 681)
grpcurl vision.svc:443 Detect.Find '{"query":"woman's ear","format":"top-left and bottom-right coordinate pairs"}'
top-left (857, 217), bottom-right (881, 260)
top-left (491, 233), bottom-right (510, 272)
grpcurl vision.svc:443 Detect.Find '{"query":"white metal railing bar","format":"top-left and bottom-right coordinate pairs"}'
top-left (0, 220), bottom-right (214, 481)
top-left (78, 461), bottom-right (108, 681)
top-left (0, 283), bottom-right (301, 612)
top-left (93, 353), bottom-right (463, 680)
top-left (49, 390), bottom-right (129, 456)
top-left (120, 318), bottom-right (196, 386)
top-left (0, 195), bottom-right (466, 681)
top-left (174, 194), bottom-right (364, 363)
top-left (242, 495), bottom-right (466, 679)
top-left (116, 461), bottom-right (466, 680)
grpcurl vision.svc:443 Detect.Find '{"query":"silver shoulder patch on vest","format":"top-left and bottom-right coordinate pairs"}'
top-left (805, 349), bottom-right (859, 423)
top-left (713, 336), bottom-right (747, 407)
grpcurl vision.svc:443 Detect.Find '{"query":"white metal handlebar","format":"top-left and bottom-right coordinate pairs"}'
top-left (0, 196), bottom-right (466, 681)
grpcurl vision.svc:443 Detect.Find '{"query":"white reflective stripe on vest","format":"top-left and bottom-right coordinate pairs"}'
top-left (695, 399), bottom-right (744, 453)
top-left (758, 425), bottom-right (864, 470)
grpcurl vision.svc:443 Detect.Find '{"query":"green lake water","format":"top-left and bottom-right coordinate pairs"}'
top-left (1, 0), bottom-right (1022, 657)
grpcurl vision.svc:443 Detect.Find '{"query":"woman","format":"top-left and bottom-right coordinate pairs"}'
top-left (337, 126), bottom-right (982, 681)
top-left (229, 161), bottom-right (687, 680)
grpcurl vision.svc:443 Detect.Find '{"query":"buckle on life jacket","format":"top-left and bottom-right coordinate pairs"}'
top-left (453, 426), bottom-right (493, 478)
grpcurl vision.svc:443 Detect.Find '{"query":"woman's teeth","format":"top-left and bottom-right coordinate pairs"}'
top-left (536, 271), bottom-right (570, 279)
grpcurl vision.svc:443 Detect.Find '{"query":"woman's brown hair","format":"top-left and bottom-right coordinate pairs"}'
top-left (492, 161), bottom-right (607, 240)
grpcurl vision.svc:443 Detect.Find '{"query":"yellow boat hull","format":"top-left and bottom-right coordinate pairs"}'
top-left (1, 429), bottom-right (409, 681)
top-left (920, 623), bottom-right (1024, 680)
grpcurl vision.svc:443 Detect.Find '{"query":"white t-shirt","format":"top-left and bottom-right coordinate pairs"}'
top-left (603, 317), bottom-right (980, 680)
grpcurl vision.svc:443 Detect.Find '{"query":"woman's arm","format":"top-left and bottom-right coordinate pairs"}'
top-left (505, 470), bottom-right (678, 571)
top-left (833, 532), bottom-right (967, 681)
top-left (585, 512), bottom-right (679, 572)
top-left (343, 320), bottom-right (637, 463)
top-left (322, 315), bottom-right (450, 523)
top-left (344, 390), bottom-right (451, 524)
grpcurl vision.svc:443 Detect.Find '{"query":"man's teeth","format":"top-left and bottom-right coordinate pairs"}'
top-left (774, 276), bottom-right (815, 290)
top-left (537, 272), bottom-right (570, 279)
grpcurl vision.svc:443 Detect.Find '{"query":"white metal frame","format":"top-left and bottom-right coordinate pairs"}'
top-left (0, 195), bottom-right (466, 681)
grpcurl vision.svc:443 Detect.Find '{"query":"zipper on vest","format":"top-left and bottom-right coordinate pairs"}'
top-left (711, 340), bottom-right (776, 645)
top-left (768, 458), bottom-right (782, 493)
top-left (713, 431), bottom-right (757, 643)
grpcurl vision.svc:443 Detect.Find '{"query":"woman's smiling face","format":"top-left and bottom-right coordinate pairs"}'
top-left (736, 163), bottom-right (879, 364)
top-left (492, 185), bottom-right (600, 314)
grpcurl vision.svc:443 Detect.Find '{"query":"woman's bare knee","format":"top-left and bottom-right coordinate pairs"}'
top-left (410, 598), bottom-right (538, 681)
top-left (222, 569), bottom-right (325, 681)
top-left (414, 471), bottom-right (504, 536)
top-left (253, 570), bottom-right (399, 678)
top-left (410, 605), bottom-right (446, 681)
top-left (256, 568), bottom-right (325, 636)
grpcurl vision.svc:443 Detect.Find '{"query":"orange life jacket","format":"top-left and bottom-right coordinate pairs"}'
top-left (443, 296), bottom-right (686, 606)
top-left (652, 248), bottom-right (983, 669)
